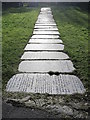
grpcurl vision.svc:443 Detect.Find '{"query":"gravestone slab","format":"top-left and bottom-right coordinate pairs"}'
top-left (34, 28), bottom-right (58, 31)
top-left (36, 21), bottom-right (55, 24)
top-left (18, 60), bottom-right (75, 73)
top-left (41, 8), bottom-right (51, 11)
top-left (6, 74), bottom-right (85, 94)
top-left (35, 24), bottom-right (56, 26)
top-left (34, 26), bottom-right (58, 29)
top-left (31, 35), bottom-right (60, 39)
top-left (24, 44), bottom-right (64, 51)
top-left (29, 39), bottom-right (63, 44)
top-left (33, 31), bottom-right (60, 35)
top-left (21, 52), bottom-right (69, 60)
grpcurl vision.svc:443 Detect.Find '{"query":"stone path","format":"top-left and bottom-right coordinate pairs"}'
top-left (6, 7), bottom-right (85, 94)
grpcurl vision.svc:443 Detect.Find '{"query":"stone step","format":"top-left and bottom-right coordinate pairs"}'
top-left (34, 29), bottom-right (58, 31)
top-left (33, 31), bottom-right (60, 35)
top-left (34, 26), bottom-right (58, 29)
top-left (36, 21), bottom-right (55, 24)
top-left (24, 44), bottom-right (64, 51)
top-left (6, 74), bottom-right (85, 94)
top-left (31, 35), bottom-right (60, 39)
top-left (41, 8), bottom-right (51, 11)
top-left (21, 52), bottom-right (69, 60)
top-left (35, 24), bottom-right (56, 26)
top-left (29, 39), bottom-right (62, 44)
top-left (18, 60), bottom-right (75, 73)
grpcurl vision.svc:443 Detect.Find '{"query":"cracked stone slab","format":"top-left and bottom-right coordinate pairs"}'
top-left (29, 39), bottom-right (63, 44)
top-left (31, 35), bottom-right (60, 39)
top-left (33, 31), bottom-right (60, 35)
top-left (18, 60), bottom-right (75, 73)
top-left (35, 24), bottom-right (56, 26)
top-left (21, 52), bottom-right (69, 60)
top-left (34, 26), bottom-right (58, 29)
top-left (6, 74), bottom-right (85, 94)
top-left (24, 44), bottom-right (64, 51)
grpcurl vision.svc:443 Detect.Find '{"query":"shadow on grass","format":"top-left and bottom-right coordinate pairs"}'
top-left (2, 7), bottom-right (38, 15)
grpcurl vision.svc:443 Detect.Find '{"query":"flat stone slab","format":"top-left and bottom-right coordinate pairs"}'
top-left (37, 17), bottom-right (55, 22)
top-left (34, 28), bottom-right (58, 31)
top-left (35, 24), bottom-right (56, 26)
top-left (6, 74), bottom-right (85, 94)
top-left (29, 39), bottom-right (63, 44)
top-left (18, 60), bottom-right (75, 73)
top-left (41, 8), bottom-right (51, 11)
top-left (21, 52), bottom-right (69, 60)
top-left (31, 35), bottom-right (60, 39)
top-left (24, 44), bottom-right (64, 51)
top-left (34, 26), bottom-right (58, 29)
top-left (33, 31), bottom-right (60, 35)
top-left (36, 21), bottom-right (55, 24)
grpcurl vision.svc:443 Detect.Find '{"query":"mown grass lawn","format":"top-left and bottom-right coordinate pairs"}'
top-left (2, 7), bottom-right (40, 89)
top-left (52, 6), bottom-right (88, 92)
top-left (2, 6), bottom-right (89, 94)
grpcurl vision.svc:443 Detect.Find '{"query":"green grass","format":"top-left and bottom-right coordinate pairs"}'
top-left (2, 6), bottom-right (89, 94)
top-left (2, 7), bottom-right (40, 89)
top-left (52, 6), bottom-right (88, 91)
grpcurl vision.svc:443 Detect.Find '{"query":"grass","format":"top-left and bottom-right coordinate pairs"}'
top-left (2, 5), bottom-right (89, 94)
top-left (52, 6), bottom-right (88, 91)
top-left (2, 7), bottom-right (40, 89)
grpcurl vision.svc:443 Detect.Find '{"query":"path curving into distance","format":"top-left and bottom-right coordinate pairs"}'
top-left (6, 8), bottom-right (85, 95)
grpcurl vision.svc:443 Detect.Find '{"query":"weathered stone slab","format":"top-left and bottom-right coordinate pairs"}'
top-left (38, 16), bottom-right (53, 19)
top-left (33, 31), bottom-right (60, 35)
top-left (41, 8), bottom-right (51, 11)
top-left (31, 35), bottom-right (60, 39)
top-left (21, 52), bottom-right (69, 60)
top-left (6, 74), bottom-right (85, 94)
top-left (36, 21), bottom-right (55, 24)
top-left (37, 18), bottom-right (54, 21)
top-left (18, 60), bottom-right (75, 73)
top-left (34, 28), bottom-right (58, 31)
top-left (35, 24), bottom-right (56, 26)
top-left (29, 39), bottom-right (63, 44)
top-left (34, 26), bottom-right (58, 29)
top-left (36, 20), bottom-right (55, 22)
top-left (24, 44), bottom-right (64, 51)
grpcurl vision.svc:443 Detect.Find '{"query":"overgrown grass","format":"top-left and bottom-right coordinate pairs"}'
top-left (2, 7), bottom-right (40, 89)
top-left (52, 6), bottom-right (88, 91)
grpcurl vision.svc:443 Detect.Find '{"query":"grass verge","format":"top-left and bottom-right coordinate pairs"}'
top-left (52, 6), bottom-right (89, 92)
top-left (2, 7), bottom-right (40, 89)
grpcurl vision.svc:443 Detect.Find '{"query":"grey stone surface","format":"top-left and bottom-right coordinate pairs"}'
top-left (37, 18), bottom-right (54, 22)
top-left (35, 24), bottom-right (56, 26)
top-left (36, 21), bottom-right (55, 24)
top-left (29, 39), bottom-right (63, 44)
top-left (34, 28), bottom-right (58, 31)
top-left (21, 52), bottom-right (69, 60)
top-left (31, 35), bottom-right (60, 39)
top-left (33, 31), bottom-right (60, 35)
top-left (6, 74), bottom-right (85, 94)
top-left (18, 60), bottom-right (75, 73)
top-left (34, 26), bottom-right (58, 29)
top-left (24, 44), bottom-right (64, 51)
top-left (41, 8), bottom-right (51, 11)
